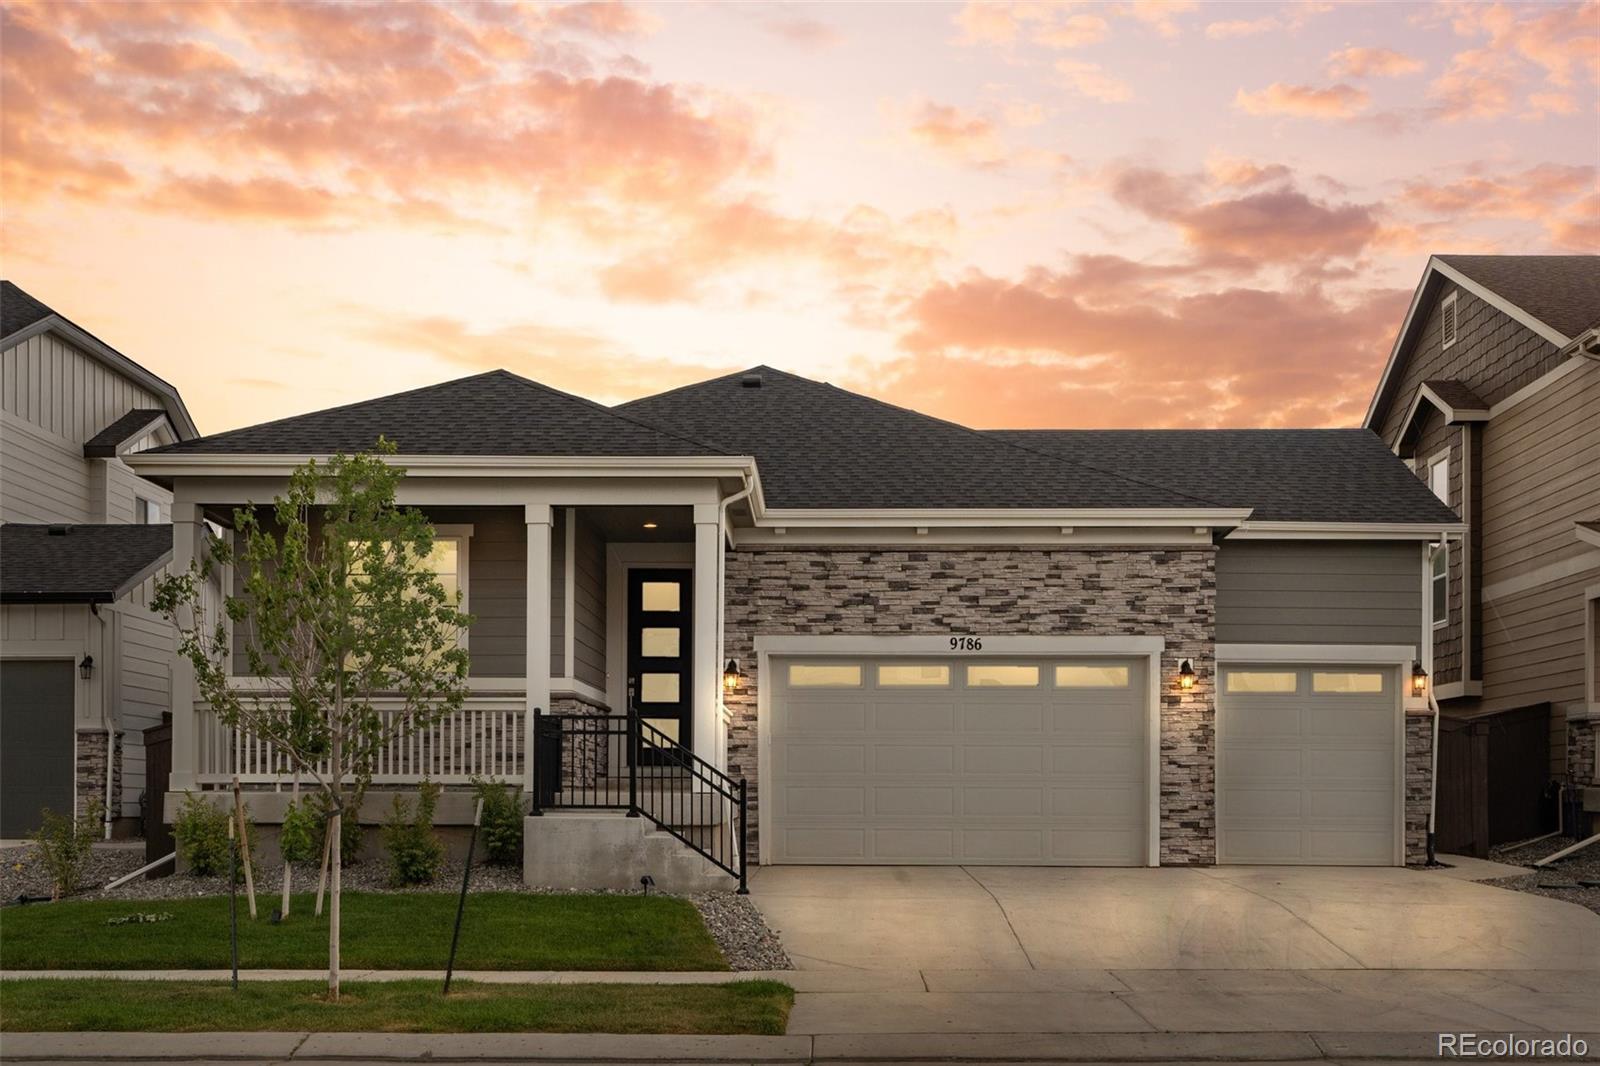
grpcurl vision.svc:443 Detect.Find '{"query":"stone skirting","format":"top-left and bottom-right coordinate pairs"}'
top-left (74, 729), bottom-right (122, 824)
top-left (1569, 716), bottom-right (1597, 791)
top-left (722, 546), bottom-right (1219, 865)
top-left (1405, 713), bottom-right (1433, 865)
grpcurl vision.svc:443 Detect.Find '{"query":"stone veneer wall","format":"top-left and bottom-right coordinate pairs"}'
top-left (1405, 714), bottom-right (1433, 865)
top-left (721, 547), bottom-right (1218, 865)
top-left (75, 729), bottom-right (123, 824)
top-left (1570, 717), bottom-right (1597, 792)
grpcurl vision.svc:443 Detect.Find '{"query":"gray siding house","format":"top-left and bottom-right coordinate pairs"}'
top-left (127, 358), bottom-right (1460, 881)
top-left (1365, 254), bottom-right (1600, 842)
top-left (0, 281), bottom-right (201, 838)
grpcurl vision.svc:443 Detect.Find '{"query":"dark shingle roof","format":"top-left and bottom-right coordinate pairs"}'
top-left (84, 409), bottom-right (168, 457)
top-left (1437, 255), bottom-right (1600, 339)
top-left (1421, 380), bottom-right (1488, 413)
top-left (1, 281), bottom-right (56, 338)
top-left (150, 370), bottom-right (727, 457)
top-left (0, 524), bottom-right (173, 604)
top-left (988, 429), bottom-right (1461, 525)
top-left (618, 367), bottom-right (1219, 510)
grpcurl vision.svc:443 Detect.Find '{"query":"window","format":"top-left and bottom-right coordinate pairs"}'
top-left (788, 663), bottom-right (862, 687)
top-left (640, 581), bottom-right (680, 611)
top-left (878, 664), bottom-right (950, 687)
top-left (1432, 544), bottom-right (1448, 628)
top-left (966, 664), bottom-right (1039, 687)
top-left (1429, 455), bottom-right (1450, 506)
top-left (135, 496), bottom-right (159, 524)
top-left (1225, 671), bottom-right (1298, 694)
top-left (640, 627), bottom-right (680, 657)
top-left (639, 673), bottom-right (680, 702)
top-left (1312, 671), bottom-right (1385, 694)
top-left (1055, 665), bottom-right (1130, 688)
top-left (1440, 291), bottom-right (1458, 348)
top-left (348, 534), bottom-right (468, 648)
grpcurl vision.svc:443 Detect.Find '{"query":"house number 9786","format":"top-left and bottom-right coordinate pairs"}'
top-left (949, 637), bottom-right (983, 651)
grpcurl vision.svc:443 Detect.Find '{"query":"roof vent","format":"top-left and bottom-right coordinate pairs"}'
top-left (740, 372), bottom-right (763, 389)
top-left (47, 524), bottom-right (72, 536)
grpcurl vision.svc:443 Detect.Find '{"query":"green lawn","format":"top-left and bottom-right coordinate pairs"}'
top-left (0, 893), bottom-right (727, 971)
top-left (0, 979), bottom-right (793, 1034)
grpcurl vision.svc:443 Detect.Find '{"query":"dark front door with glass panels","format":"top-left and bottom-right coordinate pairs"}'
top-left (627, 568), bottom-right (693, 755)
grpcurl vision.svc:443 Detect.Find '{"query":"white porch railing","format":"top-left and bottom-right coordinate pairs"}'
top-left (194, 698), bottom-right (525, 785)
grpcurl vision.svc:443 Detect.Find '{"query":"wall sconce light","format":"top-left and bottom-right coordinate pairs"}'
top-left (1177, 659), bottom-right (1196, 691)
top-left (722, 659), bottom-right (745, 692)
top-left (1411, 661), bottom-right (1428, 697)
top-left (79, 655), bottom-right (94, 680)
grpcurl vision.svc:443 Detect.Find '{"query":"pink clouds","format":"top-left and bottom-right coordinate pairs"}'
top-left (1235, 82), bottom-right (1370, 119)
top-left (1325, 47), bottom-right (1424, 78)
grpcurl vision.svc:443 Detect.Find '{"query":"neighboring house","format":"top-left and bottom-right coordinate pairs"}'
top-left (127, 362), bottom-right (1460, 884)
top-left (1365, 254), bottom-right (1600, 844)
top-left (0, 281), bottom-right (200, 839)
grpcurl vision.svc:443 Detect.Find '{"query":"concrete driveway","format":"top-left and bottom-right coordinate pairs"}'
top-left (750, 864), bottom-right (1600, 972)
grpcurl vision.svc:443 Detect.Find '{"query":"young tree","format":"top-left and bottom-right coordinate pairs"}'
top-left (154, 441), bottom-right (471, 998)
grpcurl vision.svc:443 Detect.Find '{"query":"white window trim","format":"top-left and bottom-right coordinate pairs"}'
top-left (752, 634), bottom-right (1165, 868)
top-left (1428, 451), bottom-right (1450, 506)
top-left (1431, 542), bottom-right (1449, 631)
top-left (428, 524), bottom-right (473, 649)
top-left (1440, 290), bottom-right (1459, 349)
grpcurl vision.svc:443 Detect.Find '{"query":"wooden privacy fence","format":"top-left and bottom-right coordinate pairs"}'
top-left (194, 698), bottom-right (526, 785)
top-left (1434, 702), bottom-right (1551, 857)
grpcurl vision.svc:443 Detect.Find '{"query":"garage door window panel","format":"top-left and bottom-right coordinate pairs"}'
top-left (1226, 671), bottom-right (1299, 693)
top-left (878, 664), bottom-right (950, 687)
top-left (966, 665), bottom-right (1039, 687)
top-left (1312, 671), bottom-right (1385, 694)
top-left (788, 663), bottom-right (862, 687)
top-left (1055, 665), bottom-right (1130, 688)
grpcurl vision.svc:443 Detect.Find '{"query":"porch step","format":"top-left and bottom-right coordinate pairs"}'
top-left (525, 811), bottom-right (737, 894)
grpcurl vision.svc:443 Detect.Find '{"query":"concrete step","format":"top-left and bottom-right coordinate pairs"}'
top-left (525, 811), bottom-right (738, 893)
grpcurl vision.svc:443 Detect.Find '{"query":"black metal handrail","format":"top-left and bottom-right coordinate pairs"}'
top-left (530, 707), bottom-right (748, 893)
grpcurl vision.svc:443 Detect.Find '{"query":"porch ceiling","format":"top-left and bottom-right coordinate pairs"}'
top-left (579, 504), bottom-right (694, 542)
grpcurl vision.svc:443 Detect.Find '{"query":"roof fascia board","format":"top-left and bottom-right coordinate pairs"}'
top-left (1418, 383), bottom-right (1489, 423)
top-left (1576, 524), bottom-right (1600, 550)
top-left (1362, 257), bottom-right (1572, 430)
top-left (126, 452), bottom-right (760, 480)
top-left (751, 507), bottom-right (1253, 528)
top-left (111, 548), bottom-right (176, 601)
top-left (1487, 354), bottom-right (1588, 418)
top-left (734, 526), bottom-right (1216, 548)
top-left (1230, 521), bottom-right (1466, 540)
top-left (6, 317), bottom-right (200, 439)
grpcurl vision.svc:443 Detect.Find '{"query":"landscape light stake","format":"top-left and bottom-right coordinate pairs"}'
top-left (228, 816), bottom-right (239, 992)
top-left (442, 797), bottom-right (484, 996)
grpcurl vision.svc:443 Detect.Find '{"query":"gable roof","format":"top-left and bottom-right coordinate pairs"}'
top-left (617, 366), bottom-right (1225, 511)
top-left (1, 281), bottom-right (199, 440)
top-left (149, 370), bottom-right (728, 457)
top-left (987, 429), bottom-right (1461, 525)
top-left (1435, 255), bottom-right (1600, 340)
top-left (1364, 255), bottom-right (1600, 430)
top-left (0, 524), bottom-right (173, 605)
top-left (84, 409), bottom-right (170, 458)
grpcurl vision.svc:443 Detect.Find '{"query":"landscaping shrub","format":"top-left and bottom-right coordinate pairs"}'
top-left (382, 781), bottom-right (444, 886)
top-left (173, 793), bottom-right (255, 877)
top-left (29, 800), bottom-right (103, 899)
top-left (469, 776), bottom-right (525, 866)
top-left (278, 798), bottom-right (320, 866)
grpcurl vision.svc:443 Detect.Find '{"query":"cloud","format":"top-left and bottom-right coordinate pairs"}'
top-left (881, 264), bottom-right (1409, 428)
top-left (1325, 46), bottom-right (1424, 78)
top-left (1400, 162), bottom-right (1595, 220)
top-left (1235, 81), bottom-right (1370, 118)
top-left (1206, 17), bottom-right (1279, 40)
top-left (1119, 0), bottom-right (1198, 39)
top-left (762, 14), bottom-right (845, 49)
top-left (1205, 156), bottom-right (1294, 189)
top-left (954, 0), bottom-right (1188, 48)
top-left (1428, 48), bottom-right (1520, 120)
top-left (1055, 60), bottom-right (1133, 102)
top-left (1548, 193), bottom-right (1600, 251)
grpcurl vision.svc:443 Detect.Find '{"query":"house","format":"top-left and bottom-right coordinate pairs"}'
top-left (1364, 254), bottom-right (1600, 849)
top-left (0, 281), bottom-right (201, 839)
top-left (125, 361), bottom-right (1461, 886)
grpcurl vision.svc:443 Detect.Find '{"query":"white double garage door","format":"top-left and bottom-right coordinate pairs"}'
top-left (765, 654), bottom-right (1401, 866)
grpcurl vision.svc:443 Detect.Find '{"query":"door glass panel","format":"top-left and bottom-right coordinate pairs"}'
top-left (640, 627), bottom-right (680, 657)
top-left (1055, 665), bottom-right (1130, 688)
top-left (644, 718), bottom-right (680, 743)
top-left (878, 664), bottom-right (950, 687)
top-left (1225, 671), bottom-right (1298, 694)
top-left (640, 581), bottom-right (680, 612)
top-left (639, 673), bottom-right (680, 702)
top-left (1312, 671), bottom-right (1385, 694)
top-left (966, 665), bottom-right (1039, 687)
top-left (788, 664), bottom-right (862, 687)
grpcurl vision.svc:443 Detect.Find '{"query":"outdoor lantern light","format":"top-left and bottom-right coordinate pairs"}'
top-left (1178, 659), bottom-right (1196, 690)
top-left (1411, 661), bottom-right (1428, 697)
top-left (722, 659), bottom-right (745, 692)
top-left (78, 655), bottom-right (94, 680)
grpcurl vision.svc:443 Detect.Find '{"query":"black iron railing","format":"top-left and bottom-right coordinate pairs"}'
top-left (530, 707), bottom-right (748, 893)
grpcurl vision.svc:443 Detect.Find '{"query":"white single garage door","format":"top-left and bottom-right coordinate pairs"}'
top-left (1217, 664), bottom-right (1400, 865)
top-left (767, 656), bottom-right (1150, 865)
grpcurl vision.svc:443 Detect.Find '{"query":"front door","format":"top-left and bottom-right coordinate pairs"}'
top-left (627, 568), bottom-right (693, 753)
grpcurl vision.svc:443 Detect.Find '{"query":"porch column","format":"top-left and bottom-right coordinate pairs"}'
top-left (524, 504), bottom-right (553, 793)
top-left (693, 504), bottom-right (720, 769)
top-left (168, 500), bottom-right (202, 791)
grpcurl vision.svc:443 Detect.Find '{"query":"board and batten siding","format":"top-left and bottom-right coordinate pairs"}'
top-left (1477, 357), bottom-right (1600, 720)
top-left (0, 413), bottom-right (92, 523)
top-left (1215, 541), bottom-right (1422, 645)
top-left (0, 603), bottom-right (106, 725)
top-left (2, 331), bottom-right (166, 445)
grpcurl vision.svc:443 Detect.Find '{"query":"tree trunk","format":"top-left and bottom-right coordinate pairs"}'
top-left (329, 807), bottom-right (342, 999)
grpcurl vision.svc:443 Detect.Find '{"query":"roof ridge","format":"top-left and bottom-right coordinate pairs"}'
top-left (495, 369), bottom-right (732, 456)
top-left (614, 364), bottom-right (768, 412)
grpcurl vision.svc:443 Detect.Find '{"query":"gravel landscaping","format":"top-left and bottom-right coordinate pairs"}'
top-left (0, 845), bottom-right (791, 971)
top-left (1484, 834), bottom-right (1600, 916)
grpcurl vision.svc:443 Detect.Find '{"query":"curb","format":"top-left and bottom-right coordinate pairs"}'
top-left (3, 1031), bottom-right (1596, 1062)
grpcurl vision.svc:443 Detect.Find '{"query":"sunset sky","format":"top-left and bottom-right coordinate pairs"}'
top-left (3, 1), bottom-right (1596, 435)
